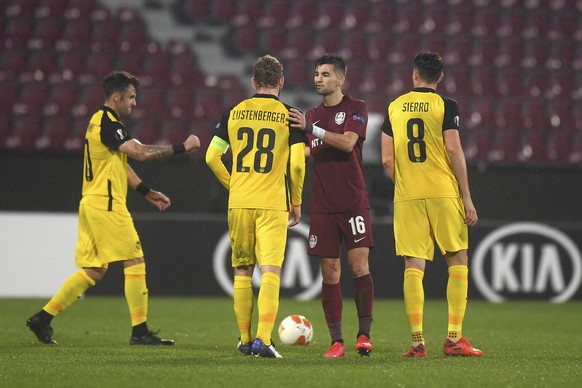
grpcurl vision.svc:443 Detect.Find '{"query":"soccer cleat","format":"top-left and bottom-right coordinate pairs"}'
top-left (237, 339), bottom-right (253, 356)
top-left (324, 341), bottom-right (345, 358)
top-left (402, 343), bottom-right (427, 358)
top-left (443, 337), bottom-right (483, 357)
top-left (130, 330), bottom-right (174, 345)
top-left (26, 315), bottom-right (57, 344)
top-left (251, 338), bottom-right (282, 358)
top-left (355, 334), bottom-right (372, 356)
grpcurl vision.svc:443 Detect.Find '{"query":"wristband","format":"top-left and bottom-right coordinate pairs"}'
top-left (311, 124), bottom-right (326, 140)
top-left (172, 143), bottom-right (186, 154)
top-left (136, 182), bottom-right (151, 196)
top-left (304, 122), bottom-right (313, 134)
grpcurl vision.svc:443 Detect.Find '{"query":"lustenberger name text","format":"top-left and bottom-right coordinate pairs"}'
top-left (232, 109), bottom-right (286, 123)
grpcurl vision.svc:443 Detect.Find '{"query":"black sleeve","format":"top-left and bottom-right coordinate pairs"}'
top-left (214, 108), bottom-right (232, 143)
top-left (101, 120), bottom-right (133, 150)
top-left (443, 98), bottom-right (460, 131)
top-left (380, 108), bottom-right (393, 137)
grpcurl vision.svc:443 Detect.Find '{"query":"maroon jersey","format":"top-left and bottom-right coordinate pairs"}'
top-left (306, 95), bottom-right (370, 214)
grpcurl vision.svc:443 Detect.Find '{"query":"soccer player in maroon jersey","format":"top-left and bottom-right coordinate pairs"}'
top-left (289, 53), bottom-right (374, 358)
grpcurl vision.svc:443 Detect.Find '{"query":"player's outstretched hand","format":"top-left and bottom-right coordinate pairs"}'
top-left (289, 108), bottom-right (310, 132)
top-left (184, 134), bottom-right (201, 152)
top-left (145, 190), bottom-right (171, 211)
top-left (288, 205), bottom-right (301, 227)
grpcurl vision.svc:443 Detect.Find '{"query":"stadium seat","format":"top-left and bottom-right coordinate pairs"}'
top-left (28, 49), bottom-right (56, 75)
top-left (253, 0), bottom-right (287, 28)
top-left (471, 9), bottom-right (499, 37)
top-left (63, 117), bottom-right (89, 152)
top-left (521, 99), bottom-right (552, 132)
top-left (36, 116), bottom-right (71, 152)
top-left (0, 50), bottom-right (28, 80)
top-left (260, 26), bottom-right (287, 54)
top-left (286, 0), bottom-right (318, 28)
top-left (467, 97), bottom-right (497, 131)
top-left (5, 116), bottom-right (42, 151)
top-left (167, 87), bottom-right (195, 119)
top-left (463, 130), bottom-right (493, 164)
top-left (347, 2), bottom-right (371, 30)
top-left (497, 98), bottom-right (522, 131)
top-left (5, 17), bottom-right (35, 42)
top-left (366, 3), bottom-right (397, 33)
top-left (61, 18), bottom-right (93, 44)
top-left (445, 6), bottom-right (473, 36)
top-left (207, 0), bottom-right (238, 23)
top-left (34, 17), bottom-right (63, 42)
top-left (194, 87), bottom-right (223, 119)
top-left (546, 130), bottom-right (573, 164)
top-left (129, 118), bottom-right (160, 145)
top-left (158, 118), bottom-right (188, 145)
top-left (59, 51), bottom-right (85, 76)
top-left (487, 131), bottom-right (521, 164)
top-left (51, 82), bottom-right (80, 107)
top-left (0, 80), bottom-right (18, 115)
top-left (517, 131), bottom-right (548, 164)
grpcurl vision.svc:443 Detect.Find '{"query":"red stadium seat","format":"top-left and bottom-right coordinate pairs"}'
top-left (167, 87), bottom-right (195, 119)
top-left (260, 26), bottom-right (287, 54)
top-left (464, 130), bottom-right (493, 163)
top-left (34, 18), bottom-right (63, 42)
top-left (5, 116), bottom-right (42, 151)
top-left (546, 130), bottom-right (573, 164)
top-left (487, 131), bottom-right (521, 164)
top-left (497, 98), bottom-right (522, 131)
top-left (129, 118), bottom-right (160, 145)
top-left (36, 116), bottom-right (71, 152)
top-left (517, 131), bottom-right (548, 164)
top-left (158, 118), bottom-right (188, 145)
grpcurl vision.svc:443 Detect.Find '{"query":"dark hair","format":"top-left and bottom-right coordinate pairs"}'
top-left (315, 53), bottom-right (347, 76)
top-left (102, 71), bottom-right (140, 98)
top-left (413, 52), bottom-right (443, 84)
top-left (253, 55), bottom-right (283, 88)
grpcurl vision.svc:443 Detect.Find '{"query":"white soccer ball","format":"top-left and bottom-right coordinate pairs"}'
top-left (278, 315), bottom-right (313, 346)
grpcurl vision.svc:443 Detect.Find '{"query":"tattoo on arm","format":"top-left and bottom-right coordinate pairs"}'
top-left (142, 145), bottom-right (174, 160)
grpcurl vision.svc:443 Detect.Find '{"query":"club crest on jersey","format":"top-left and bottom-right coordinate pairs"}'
top-left (115, 128), bottom-right (127, 140)
top-left (335, 112), bottom-right (346, 125)
top-left (308, 234), bottom-right (318, 249)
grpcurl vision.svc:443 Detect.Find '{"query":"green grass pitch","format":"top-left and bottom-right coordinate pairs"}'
top-left (1, 297), bottom-right (580, 387)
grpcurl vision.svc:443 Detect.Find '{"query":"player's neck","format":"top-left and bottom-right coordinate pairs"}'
top-left (322, 91), bottom-right (344, 107)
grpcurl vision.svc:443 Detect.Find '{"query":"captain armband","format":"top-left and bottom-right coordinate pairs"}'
top-left (210, 136), bottom-right (230, 153)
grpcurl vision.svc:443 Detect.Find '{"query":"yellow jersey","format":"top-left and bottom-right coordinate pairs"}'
top-left (211, 94), bottom-right (307, 211)
top-left (80, 106), bottom-right (132, 212)
top-left (382, 88), bottom-right (461, 202)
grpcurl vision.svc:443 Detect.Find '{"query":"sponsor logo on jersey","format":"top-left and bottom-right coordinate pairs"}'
top-left (472, 222), bottom-right (582, 302)
top-left (352, 114), bottom-right (366, 124)
top-left (308, 234), bottom-right (317, 248)
top-left (115, 128), bottom-right (126, 140)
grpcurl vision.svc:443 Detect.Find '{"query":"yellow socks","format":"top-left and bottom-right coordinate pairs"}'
top-left (44, 269), bottom-right (95, 316)
top-left (403, 268), bottom-right (425, 345)
top-left (447, 265), bottom-right (469, 341)
top-left (256, 272), bottom-right (280, 345)
top-left (233, 275), bottom-right (254, 344)
top-left (124, 263), bottom-right (148, 326)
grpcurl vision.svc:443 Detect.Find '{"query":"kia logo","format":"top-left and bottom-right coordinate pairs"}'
top-left (212, 222), bottom-right (322, 300)
top-left (472, 222), bottom-right (582, 302)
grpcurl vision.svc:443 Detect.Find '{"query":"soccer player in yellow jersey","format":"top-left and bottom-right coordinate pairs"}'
top-left (26, 71), bottom-right (200, 345)
top-left (381, 52), bottom-right (482, 357)
top-left (206, 55), bottom-right (307, 358)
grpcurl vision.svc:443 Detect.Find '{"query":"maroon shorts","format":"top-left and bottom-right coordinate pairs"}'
top-left (307, 208), bottom-right (374, 258)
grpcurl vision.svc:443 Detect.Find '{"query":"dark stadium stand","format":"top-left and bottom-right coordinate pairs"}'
top-left (0, 0), bottom-right (580, 168)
